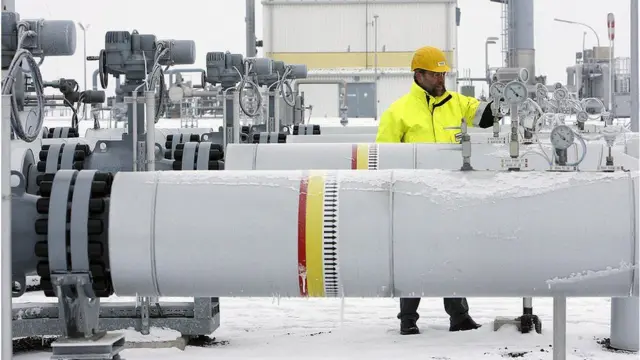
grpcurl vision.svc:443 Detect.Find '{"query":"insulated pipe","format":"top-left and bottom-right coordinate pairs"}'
top-left (108, 169), bottom-right (638, 298)
top-left (224, 143), bottom-right (640, 171)
top-left (315, 126), bottom-right (379, 135)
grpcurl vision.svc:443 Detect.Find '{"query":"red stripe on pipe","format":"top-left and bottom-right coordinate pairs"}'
top-left (297, 177), bottom-right (309, 296)
top-left (351, 144), bottom-right (358, 169)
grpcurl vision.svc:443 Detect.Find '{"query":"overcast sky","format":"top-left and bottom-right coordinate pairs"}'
top-left (14, 0), bottom-right (638, 96)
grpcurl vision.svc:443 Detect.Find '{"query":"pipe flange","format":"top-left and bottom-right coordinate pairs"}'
top-left (172, 141), bottom-right (224, 170)
top-left (36, 143), bottom-right (90, 176)
top-left (34, 171), bottom-right (115, 297)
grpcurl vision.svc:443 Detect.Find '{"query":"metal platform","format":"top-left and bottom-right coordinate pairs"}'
top-left (12, 297), bottom-right (220, 338)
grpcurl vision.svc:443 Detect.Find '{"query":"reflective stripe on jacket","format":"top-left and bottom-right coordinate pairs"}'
top-left (375, 82), bottom-right (492, 143)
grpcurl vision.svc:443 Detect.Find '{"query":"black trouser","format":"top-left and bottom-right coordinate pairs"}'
top-left (398, 297), bottom-right (470, 325)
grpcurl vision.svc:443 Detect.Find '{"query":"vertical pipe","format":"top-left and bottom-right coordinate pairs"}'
top-left (485, 41), bottom-right (490, 83)
top-left (2, 95), bottom-right (13, 360)
top-left (553, 297), bottom-right (567, 360)
top-left (245, 0), bottom-right (256, 57)
top-left (145, 91), bottom-right (155, 171)
top-left (610, 297), bottom-right (640, 351)
top-left (365, 0), bottom-right (369, 68)
top-left (631, 0), bottom-right (639, 132)
top-left (509, 0), bottom-right (535, 83)
top-left (373, 15), bottom-right (379, 120)
top-left (1, 0), bottom-right (15, 11)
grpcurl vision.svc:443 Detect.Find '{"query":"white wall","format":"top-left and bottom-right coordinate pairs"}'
top-left (300, 70), bottom-right (416, 120)
top-left (263, 0), bottom-right (457, 63)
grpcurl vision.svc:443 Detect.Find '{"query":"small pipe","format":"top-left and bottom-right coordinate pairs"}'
top-left (145, 91), bottom-right (156, 171)
top-left (1, 95), bottom-right (13, 360)
top-left (165, 69), bottom-right (206, 87)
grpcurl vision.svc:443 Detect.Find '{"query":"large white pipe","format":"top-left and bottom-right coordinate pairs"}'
top-left (225, 143), bottom-right (640, 171)
top-left (108, 169), bottom-right (638, 298)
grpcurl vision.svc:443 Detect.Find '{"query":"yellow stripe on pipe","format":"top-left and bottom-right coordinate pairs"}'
top-left (305, 173), bottom-right (325, 297)
top-left (356, 144), bottom-right (369, 170)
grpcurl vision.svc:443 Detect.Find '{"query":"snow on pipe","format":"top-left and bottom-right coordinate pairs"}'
top-left (224, 143), bottom-right (640, 171)
top-left (108, 169), bottom-right (638, 298)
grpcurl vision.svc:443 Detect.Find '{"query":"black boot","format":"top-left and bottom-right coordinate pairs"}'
top-left (400, 319), bottom-right (420, 335)
top-left (449, 317), bottom-right (481, 332)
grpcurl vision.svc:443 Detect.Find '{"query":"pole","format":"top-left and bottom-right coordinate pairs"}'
top-left (245, 0), bottom-right (256, 57)
top-left (2, 95), bottom-right (13, 360)
top-left (607, 13), bottom-right (615, 115)
top-left (630, 0), bottom-right (639, 132)
top-left (485, 41), bottom-right (489, 83)
top-left (553, 19), bottom-right (601, 47)
top-left (373, 14), bottom-right (379, 120)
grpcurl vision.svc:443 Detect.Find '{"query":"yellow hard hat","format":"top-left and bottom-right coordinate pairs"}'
top-left (411, 46), bottom-right (450, 73)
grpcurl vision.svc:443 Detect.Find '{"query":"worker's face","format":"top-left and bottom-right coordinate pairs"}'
top-left (415, 70), bottom-right (446, 97)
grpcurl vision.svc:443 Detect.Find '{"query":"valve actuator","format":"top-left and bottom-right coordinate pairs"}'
top-left (205, 51), bottom-right (244, 89)
top-left (1, 12), bottom-right (76, 68)
top-left (96, 30), bottom-right (196, 87)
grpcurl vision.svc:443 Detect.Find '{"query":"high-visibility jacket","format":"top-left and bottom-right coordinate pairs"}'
top-left (376, 82), bottom-right (493, 143)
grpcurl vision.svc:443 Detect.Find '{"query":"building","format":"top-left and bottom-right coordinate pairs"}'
top-left (262, 0), bottom-right (460, 120)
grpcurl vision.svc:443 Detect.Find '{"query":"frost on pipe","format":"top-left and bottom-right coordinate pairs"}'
top-left (225, 143), bottom-right (640, 171)
top-left (108, 169), bottom-right (637, 298)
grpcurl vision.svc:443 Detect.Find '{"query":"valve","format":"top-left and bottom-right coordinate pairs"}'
top-left (244, 57), bottom-right (272, 77)
top-left (445, 121), bottom-right (473, 171)
top-left (92, 30), bottom-right (196, 86)
top-left (1, 12), bottom-right (77, 142)
top-left (205, 51), bottom-right (244, 89)
top-left (598, 126), bottom-right (624, 172)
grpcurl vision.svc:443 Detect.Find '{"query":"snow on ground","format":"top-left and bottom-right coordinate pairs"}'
top-left (13, 296), bottom-right (635, 360)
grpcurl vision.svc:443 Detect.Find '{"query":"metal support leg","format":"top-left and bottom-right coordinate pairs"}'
top-left (553, 297), bottom-right (566, 360)
top-left (610, 297), bottom-right (640, 351)
top-left (140, 296), bottom-right (150, 335)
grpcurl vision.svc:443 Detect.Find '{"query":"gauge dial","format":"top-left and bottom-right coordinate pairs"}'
top-left (550, 125), bottom-right (575, 150)
top-left (576, 111), bottom-right (588, 123)
top-left (536, 84), bottom-right (548, 99)
top-left (553, 88), bottom-right (567, 101)
top-left (489, 82), bottom-right (505, 100)
top-left (518, 68), bottom-right (530, 83)
top-left (554, 82), bottom-right (563, 90)
top-left (503, 81), bottom-right (528, 104)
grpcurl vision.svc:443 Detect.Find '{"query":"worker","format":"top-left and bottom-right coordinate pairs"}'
top-left (375, 46), bottom-right (496, 335)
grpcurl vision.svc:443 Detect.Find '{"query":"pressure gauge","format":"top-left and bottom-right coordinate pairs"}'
top-left (576, 111), bottom-right (588, 123)
top-left (536, 84), bottom-right (548, 99)
top-left (554, 82), bottom-right (563, 90)
top-left (489, 82), bottom-right (505, 100)
top-left (550, 125), bottom-right (575, 150)
top-left (518, 68), bottom-right (530, 83)
top-left (503, 81), bottom-right (528, 104)
top-left (553, 88), bottom-right (567, 101)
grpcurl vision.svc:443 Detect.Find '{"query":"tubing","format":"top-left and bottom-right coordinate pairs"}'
top-left (224, 143), bottom-right (640, 171)
top-left (108, 169), bottom-right (637, 298)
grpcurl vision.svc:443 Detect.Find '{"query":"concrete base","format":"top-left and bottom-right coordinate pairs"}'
top-left (610, 297), bottom-right (639, 352)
